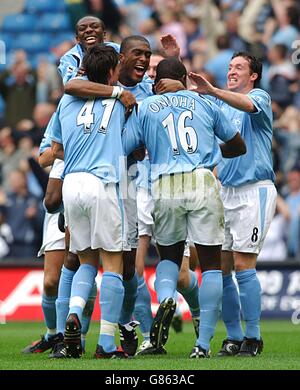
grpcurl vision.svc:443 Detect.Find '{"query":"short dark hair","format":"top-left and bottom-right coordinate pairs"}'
top-left (82, 44), bottom-right (119, 84)
top-left (154, 57), bottom-right (187, 85)
top-left (217, 34), bottom-right (230, 50)
top-left (231, 52), bottom-right (263, 88)
top-left (120, 35), bottom-right (150, 54)
top-left (75, 16), bottom-right (105, 35)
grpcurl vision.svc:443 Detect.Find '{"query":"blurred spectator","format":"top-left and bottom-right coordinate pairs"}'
top-left (274, 105), bottom-right (300, 172)
top-left (0, 96), bottom-right (4, 127)
top-left (36, 57), bottom-right (63, 104)
top-left (204, 33), bottom-right (234, 88)
top-left (238, 0), bottom-right (271, 47)
top-left (267, 43), bottom-right (296, 107)
top-left (14, 102), bottom-right (56, 147)
top-left (0, 189), bottom-right (13, 259)
top-left (159, 9), bottom-right (187, 58)
top-left (258, 195), bottom-right (290, 261)
top-left (219, 0), bottom-right (246, 15)
top-left (0, 169), bottom-right (44, 259)
top-left (65, 0), bottom-right (88, 30)
top-left (125, 0), bottom-right (158, 35)
top-left (284, 163), bottom-right (300, 258)
top-left (266, 0), bottom-right (300, 50)
top-left (84, 0), bottom-right (123, 36)
top-left (291, 65), bottom-right (300, 109)
top-left (224, 11), bottom-right (247, 53)
top-left (0, 50), bottom-right (37, 127)
top-left (180, 14), bottom-right (203, 61)
top-left (0, 127), bottom-right (28, 192)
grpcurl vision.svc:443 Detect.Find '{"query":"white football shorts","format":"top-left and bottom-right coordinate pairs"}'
top-left (38, 212), bottom-right (65, 256)
top-left (122, 176), bottom-right (139, 250)
top-left (152, 168), bottom-right (225, 246)
top-left (136, 186), bottom-right (154, 237)
top-left (221, 180), bottom-right (277, 254)
top-left (63, 172), bottom-right (126, 253)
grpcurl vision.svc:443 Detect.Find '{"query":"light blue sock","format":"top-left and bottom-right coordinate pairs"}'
top-left (197, 270), bottom-right (222, 351)
top-left (81, 281), bottom-right (97, 339)
top-left (119, 272), bottom-right (138, 325)
top-left (98, 272), bottom-right (124, 352)
top-left (42, 294), bottom-right (57, 340)
top-left (134, 275), bottom-right (153, 340)
top-left (154, 260), bottom-right (179, 303)
top-left (236, 269), bottom-right (261, 340)
top-left (68, 264), bottom-right (97, 324)
top-left (56, 265), bottom-right (76, 335)
top-left (222, 274), bottom-right (244, 341)
top-left (177, 270), bottom-right (200, 318)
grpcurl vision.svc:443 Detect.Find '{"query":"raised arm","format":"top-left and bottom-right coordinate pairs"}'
top-left (189, 72), bottom-right (256, 113)
top-left (160, 34), bottom-right (180, 59)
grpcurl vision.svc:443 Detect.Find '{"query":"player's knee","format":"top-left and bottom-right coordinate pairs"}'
top-left (221, 261), bottom-right (233, 275)
top-left (201, 260), bottom-right (221, 273)
top-left (43, 275), bottom-right (59, 295)
top-left (234, 253), bottom-right (257, 272)
top-left (64, 252), bottom-right (80, 271)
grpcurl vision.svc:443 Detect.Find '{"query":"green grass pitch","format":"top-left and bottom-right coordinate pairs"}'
top-left (0, 320), bottom-right (300, 370)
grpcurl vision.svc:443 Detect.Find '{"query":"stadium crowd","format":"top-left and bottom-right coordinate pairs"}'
top-left (0, 0), bottom-right (300, 262)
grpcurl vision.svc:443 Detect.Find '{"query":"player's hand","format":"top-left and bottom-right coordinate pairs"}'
top-left (160, 34), bottom-right (180, 58)
top-left (119, 90), bottom-right (136, 109)
top-left (188, 72), bottom-right (214, 94)
top-left (155, 78), bottom-right (185, 94)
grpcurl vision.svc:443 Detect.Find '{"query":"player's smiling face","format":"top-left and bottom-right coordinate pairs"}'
top-left (76, 17), bottom-right (106, 49)
top-left (120, 40), bottom-right (152, 86)
top-left (227, 56), bottom-right (257, 93)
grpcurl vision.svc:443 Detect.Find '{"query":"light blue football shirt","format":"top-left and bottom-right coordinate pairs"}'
top-left (51, 94), bottom-right (126, 183)
top-left (212, 88), bottom-right (275, 186)
top-left (119, 78), bottom-right (153, 103)
top-left (39, 111), bottom-right (58, 154)
top-left (40, 42), bottom-right (120, 155)
top-left (58, 42), bottom-right (120, 85)
top-left (123, 90), bottom-right (237, 181)
top-left (121, 78), bottom-right (154, 176)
